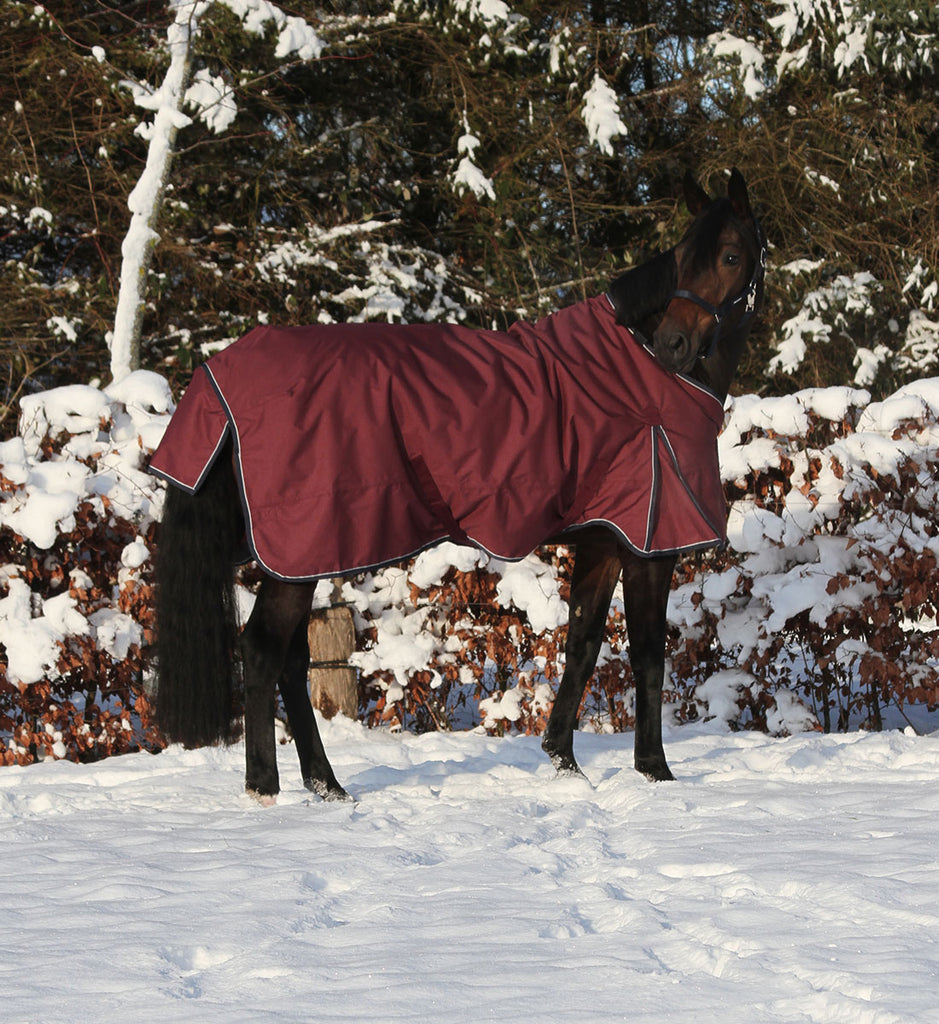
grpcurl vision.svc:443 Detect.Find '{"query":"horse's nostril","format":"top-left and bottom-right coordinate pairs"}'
top-left (652, 328), bottom-right (694, 372)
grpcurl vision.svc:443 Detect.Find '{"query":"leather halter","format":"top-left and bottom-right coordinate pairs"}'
top-left (668, 219), bottom-right (767, 359)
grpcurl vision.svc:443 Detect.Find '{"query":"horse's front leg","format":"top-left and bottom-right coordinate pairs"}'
top-left (278, 616), bottom-right (351, 801)
top-left (620, 550), bottom-right (678, 781)
top-left (542, 528), bottom-right (622, 777)
top-left (241, 578), bottom-right (317, 801)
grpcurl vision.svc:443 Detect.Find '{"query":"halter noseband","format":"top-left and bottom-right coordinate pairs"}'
top-left (668, 219), bottom-right (767, 359)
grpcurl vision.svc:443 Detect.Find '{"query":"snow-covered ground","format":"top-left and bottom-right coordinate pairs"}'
top-left (4, 718), bottom-right (938, 1023)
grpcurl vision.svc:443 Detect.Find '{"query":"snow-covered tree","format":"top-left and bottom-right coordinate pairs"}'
top-left (701, 0), bottom-right (939, 393)
top-left (110, 0), bottom-right (323, 380)
top-left (4, 0), bottom-right (938, 405)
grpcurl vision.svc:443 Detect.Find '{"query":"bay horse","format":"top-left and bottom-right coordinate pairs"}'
top-left (153, 169), bottom-right (765, 802)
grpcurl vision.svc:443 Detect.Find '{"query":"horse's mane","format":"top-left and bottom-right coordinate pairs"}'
top-left (606, 248), bottom-right (677, 337)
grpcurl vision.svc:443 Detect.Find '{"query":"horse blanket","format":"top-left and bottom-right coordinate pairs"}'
top-left (149, 295), bottom-right (727, 581)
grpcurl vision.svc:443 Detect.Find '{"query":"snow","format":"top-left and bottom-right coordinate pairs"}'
top-left (708, 32), bottom-right (766, 100)
top-left (582, 73), bottom-right (628, 156)
top-left (272, 14), bottom-right (324, 61)
top-left (3, 720), bottom-right (939, 1022)
top-left (478, 683), bottom-right (525, 723)
top-left (409, 542), bottom-right (487, 589)
top-left (0, 451), bottom-right (90, 549)
top-left (694, 668), bottom-right (752, 726)
top-left (0, 372), bottom-right (168, 689)
top-left (452, 151), bottom-right (496, 201)
top-left (452, 0), bottom-right (513, 29)
top-left (218, 0), bottom-right (323, 60)
top-left (88, 607), bottom-right (144, 661)
top-left (857, 377), bottom-right (939, 433)
top-left (6, 13), bottom-right (939, 1006)
top-left (19, 383), bottom-right (111, 442)
top-left (451, 117), bottom-right (496, 201)
top-left (548, 27), bottom-right (572, 76)
top-left (27, 205), bottom-right (52, 226)
top-left (0, 577), bottom-right (79, 685)
top-left (765, 0), bottom-right (936, 81)
top-left (769, 272), bottom-right (881, 376)
top-left (349, 604), bottom-right (439, 690)
top-left (185, 67), bottom-right (238, 134)
top-left (493, 553), bottom-right (567, 633)
top-left (0, 372), bottom-right (167, 566)
top-left (256, 220), bottom-right (387, 285)
top-left (47, 314), bottom-right (78, 342)
top-left (853, 344), bottom-right (892, 386)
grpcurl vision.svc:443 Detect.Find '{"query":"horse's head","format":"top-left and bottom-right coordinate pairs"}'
top-left (652, 168), bottom-right (765, 378)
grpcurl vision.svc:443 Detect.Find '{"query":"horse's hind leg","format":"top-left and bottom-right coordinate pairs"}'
top-left (241, 578), bottom-right (317, 800)
top-left (542, 528), bottom-right (622, 777)
top-left (279, 617), bottom-right (351, 801)
top-left (620, 551), bottom-right (677, 782)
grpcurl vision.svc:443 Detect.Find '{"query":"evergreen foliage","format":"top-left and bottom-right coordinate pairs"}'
top-left (2, 0), bottom-right (937, 421)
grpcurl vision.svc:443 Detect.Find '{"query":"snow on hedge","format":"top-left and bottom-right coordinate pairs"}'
top-left (2, 371), bottom-right (938, 762)
top-left (0, 374), bottom-right (170, 691)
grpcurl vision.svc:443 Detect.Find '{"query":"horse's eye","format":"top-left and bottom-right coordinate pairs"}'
top-left (723, 252), bottom-right (741, 267)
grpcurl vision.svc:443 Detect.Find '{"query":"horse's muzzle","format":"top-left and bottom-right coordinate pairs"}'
top-left (652, 326), bottom-right (698, 375)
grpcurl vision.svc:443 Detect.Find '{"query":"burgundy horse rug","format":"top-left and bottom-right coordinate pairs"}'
top-left (149, 295), bottom-right (727, 581)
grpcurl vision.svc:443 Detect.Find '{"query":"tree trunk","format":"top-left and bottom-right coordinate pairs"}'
top-left (110, 1), bottom-right (200, 381)
top-left (308, 603), bottom-right (357, 719)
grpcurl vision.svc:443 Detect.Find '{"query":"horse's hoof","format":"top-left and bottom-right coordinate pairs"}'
top-left (247, 789), bottom-right (277, 807)
top-left (547, 751), bottom-right (586, 778)
top-left (637, 763), bottom-right (676, 782)
top-left (326, 786), bottom-right (354, 803)
top-left (304, 777), bottom-right (354, 802)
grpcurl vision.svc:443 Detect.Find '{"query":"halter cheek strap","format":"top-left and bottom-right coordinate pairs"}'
top-left (670, 220), bottom-right (767, 359)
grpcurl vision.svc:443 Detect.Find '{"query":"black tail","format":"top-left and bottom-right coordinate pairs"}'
top-left (154, 447), bottom-right (243, 747)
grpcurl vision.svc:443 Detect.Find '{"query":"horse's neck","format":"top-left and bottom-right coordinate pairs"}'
top-left (607, 250), bottom-right (676, 332)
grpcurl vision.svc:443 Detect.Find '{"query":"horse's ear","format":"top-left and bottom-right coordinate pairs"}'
top-left (683, 171), bottom-right (710, 216)
top-left (727, 167), bottom-right (752, 220)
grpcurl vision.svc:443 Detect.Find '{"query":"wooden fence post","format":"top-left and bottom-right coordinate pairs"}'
top-left (307, 584), bottom-right (357, 719)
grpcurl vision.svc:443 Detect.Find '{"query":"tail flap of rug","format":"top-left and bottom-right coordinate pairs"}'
top-left (149, 367), bottom-right (230, 493)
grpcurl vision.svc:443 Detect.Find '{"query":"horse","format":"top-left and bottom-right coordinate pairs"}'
top-left (152, 168), bottom-right (766, 803)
